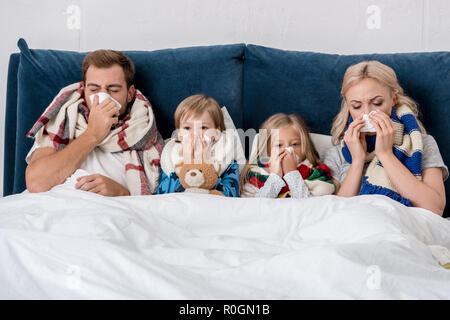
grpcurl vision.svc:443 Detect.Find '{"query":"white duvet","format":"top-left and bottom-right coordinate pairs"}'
top-left (0, 181), bottom-right (450, 299)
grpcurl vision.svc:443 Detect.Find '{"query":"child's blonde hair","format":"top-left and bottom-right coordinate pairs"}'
top-left (174, 94), bottom-right (225, 131)
top-left (240, 113), bottom-right (320, 190)
top-left (330, 60), bottom-right (426, 145)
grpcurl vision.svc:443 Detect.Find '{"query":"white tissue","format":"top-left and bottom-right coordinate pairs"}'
top-left (429, 245), bottom-right (450, 267)
top-left (360, 111), bottom-right (377, 133)
top-left (203, 134), bottom-right (211, 144)
top-left (55, 169), bottom-right (90, 190)
top-left (89, 92), bottom-right (122, 110)
top-left (285, 147), bottom-right (301, 165)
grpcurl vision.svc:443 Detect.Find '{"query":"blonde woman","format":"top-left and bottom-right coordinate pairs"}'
top-left (324, 61), bottom-right (448, 215)
top-left (241, 113), bottom-right (336, 198)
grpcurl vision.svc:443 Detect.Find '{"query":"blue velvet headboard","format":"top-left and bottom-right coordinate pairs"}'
top-left (4, 39), bottom-right (450, 216)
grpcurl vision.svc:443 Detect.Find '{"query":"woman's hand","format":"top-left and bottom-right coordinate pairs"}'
top-left (370, 112), bottom-right (395, 161)
top-left (343, 117), bottom-right (367, 164)
top-left (269, 149), bottom-right (286, 177)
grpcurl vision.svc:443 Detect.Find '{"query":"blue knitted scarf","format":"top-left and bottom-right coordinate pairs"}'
top-left (341, 105), bottom-right (423, 206)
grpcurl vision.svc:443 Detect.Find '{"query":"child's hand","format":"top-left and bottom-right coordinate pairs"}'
top-left (193, 134), bottom-right (208, 163)
top-left (202, 139), bottom-right (214, 163)
top-left (281, 149), bottom-right (298, 174)
top-left (269, 149), bottom-right (286, 177)
top-left (181, 134), bottom-right (194, 164)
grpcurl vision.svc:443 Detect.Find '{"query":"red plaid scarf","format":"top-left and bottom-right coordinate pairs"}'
top-left (27, 82), bottom-right (163, 195)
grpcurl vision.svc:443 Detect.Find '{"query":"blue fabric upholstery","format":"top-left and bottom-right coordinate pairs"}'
top-left (3, 53), bottom-right (20, 196)
top-left (14, 40), bottom-right (86, 195)
top-left (4, 39), bottom-right (449, 216)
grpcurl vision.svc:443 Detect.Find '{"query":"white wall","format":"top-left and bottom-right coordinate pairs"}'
top-left (1, 0), bottom-right (450, 196)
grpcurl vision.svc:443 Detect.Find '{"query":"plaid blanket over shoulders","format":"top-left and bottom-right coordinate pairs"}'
top-left (27, 82), bottom-right (164, 195)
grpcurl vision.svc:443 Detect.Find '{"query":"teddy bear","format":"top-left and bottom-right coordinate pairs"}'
top-left (175, 161), bottom-right (224, 196)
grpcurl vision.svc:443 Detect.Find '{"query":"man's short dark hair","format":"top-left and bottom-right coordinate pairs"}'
top-left (82, 49), bottom-right (135, 88)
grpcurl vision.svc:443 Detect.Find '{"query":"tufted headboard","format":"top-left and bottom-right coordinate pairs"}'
top-left (4, 39), bottom-right (450, 216)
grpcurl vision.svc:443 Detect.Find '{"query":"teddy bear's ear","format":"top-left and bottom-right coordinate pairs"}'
top-left (174, 162), bottom-right (184, 176)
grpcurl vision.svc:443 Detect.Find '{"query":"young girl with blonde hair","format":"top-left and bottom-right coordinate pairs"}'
top-left (324, 60), bottom-right (448, 215)
top-left (241, 113), bottom-right (336, 198)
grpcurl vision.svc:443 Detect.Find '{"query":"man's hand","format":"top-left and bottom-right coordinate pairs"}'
top-left (85, 95), bottom-right (120, 144)
top-left (75, 174), bottom-right (130, 196)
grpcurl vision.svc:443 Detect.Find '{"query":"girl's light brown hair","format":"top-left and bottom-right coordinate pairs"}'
top-left (174, 94), bottom-right (225, 131)
top-left (330, 60), bottom-right (426, 145)
top-left (240, 113), bottom-right (320, 191)
top-left (82, 49), bottom-right (135, 89)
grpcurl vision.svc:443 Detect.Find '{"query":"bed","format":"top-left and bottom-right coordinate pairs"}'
top-left (1, 39), bottom-right (450, 299)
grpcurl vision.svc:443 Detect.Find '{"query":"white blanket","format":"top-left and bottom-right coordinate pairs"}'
top-left (0, 178), bottom-right (450, 299)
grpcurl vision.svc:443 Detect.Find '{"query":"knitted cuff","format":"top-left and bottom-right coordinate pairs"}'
top-left (255, 173), bottom-right (286, 198)
top-left (283, 170), bottom-right (310, 199)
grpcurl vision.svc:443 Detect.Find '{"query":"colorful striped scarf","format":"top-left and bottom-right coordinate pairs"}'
top-left (27, 82), bottom-right (164, 195)
top-left (341, 105), bottom-right (423, 206)
top-left (246, 157), bottom-right (335, 198)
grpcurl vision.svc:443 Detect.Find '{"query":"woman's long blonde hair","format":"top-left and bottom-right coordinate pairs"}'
top-left (240, 113), bottom-right (320, 191)
top-left (330, 60), bottom-right (426, 145)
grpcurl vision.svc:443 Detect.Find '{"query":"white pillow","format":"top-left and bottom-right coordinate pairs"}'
top-left (309, 133), bottom-right (333, 161)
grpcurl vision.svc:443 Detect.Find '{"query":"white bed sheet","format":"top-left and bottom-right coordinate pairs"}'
top-left (0, 181), bottom-right (449, 299)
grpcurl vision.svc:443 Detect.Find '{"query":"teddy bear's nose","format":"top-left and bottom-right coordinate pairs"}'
top-left (190, 172), bottom-right (197, 177)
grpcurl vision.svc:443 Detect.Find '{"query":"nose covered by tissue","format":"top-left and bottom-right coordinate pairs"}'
top-left (179, 131), bottom-right (216, 145)
top-left (89, 92), bottom-right (122, 110)
top-left (285, 147), bottom-right (301, 165)
top-left (360, 111), bottom-right (377, 133)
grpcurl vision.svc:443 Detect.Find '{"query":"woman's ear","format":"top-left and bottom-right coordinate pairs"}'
top-left (392, 89), bottom-right (399, 105)
top-left (127, 85), bottom-right (136, 103)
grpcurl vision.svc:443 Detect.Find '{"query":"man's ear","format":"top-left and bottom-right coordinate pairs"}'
top-left (127, 85), bottom-right (136, 103)
top-left (82, 86), bottom-right (93, 109)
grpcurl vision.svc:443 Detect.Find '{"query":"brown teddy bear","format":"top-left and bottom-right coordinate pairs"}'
top-left (175, 162), bottom-right (224, 196)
